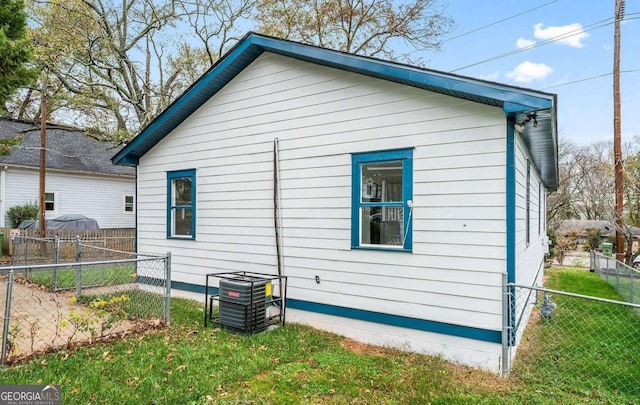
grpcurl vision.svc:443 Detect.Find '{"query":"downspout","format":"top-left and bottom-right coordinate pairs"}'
top-left (273, 138), bottom-right (284, 300)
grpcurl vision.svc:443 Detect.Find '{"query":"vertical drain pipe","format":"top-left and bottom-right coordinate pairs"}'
top-left (273, 138), bottom-right (284, 301)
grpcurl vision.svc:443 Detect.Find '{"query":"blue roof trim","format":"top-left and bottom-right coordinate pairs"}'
top-left (168, 280), bottom-right (500, 343)
top-left (112, 32), bottom-right (556, 167)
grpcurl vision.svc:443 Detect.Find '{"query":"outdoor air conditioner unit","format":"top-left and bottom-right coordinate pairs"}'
top-left (218, 276), bottom-right (271, 333)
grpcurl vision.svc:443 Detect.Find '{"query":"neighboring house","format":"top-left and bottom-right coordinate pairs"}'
top-left (112, 33), bottom-right (558, 373)
top-left (556, 219), bottom-right (640, 252)
top-left (0, 118), bottom-right (135, 229)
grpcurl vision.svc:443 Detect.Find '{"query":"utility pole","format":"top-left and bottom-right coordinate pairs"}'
top-left (613, 0), bottom-right (625, 261)
top-left (39, 72), bottom-right (47, 239)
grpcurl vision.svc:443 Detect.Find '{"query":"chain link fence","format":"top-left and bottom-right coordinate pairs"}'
top-left (506, 283), bottom-right (640, 401)
top-left (590, 250), bottom-right (639, 304)
top-left (0, 253), bottom-right (171, 366)
top-left (12, 236), bottom-right (139, 292)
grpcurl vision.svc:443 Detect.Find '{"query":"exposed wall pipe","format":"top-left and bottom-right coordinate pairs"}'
top-left (273, 138), bottom-right (284, 300)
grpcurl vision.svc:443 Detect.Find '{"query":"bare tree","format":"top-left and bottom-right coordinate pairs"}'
top-left (255, 0), bottom-right (453, 63)
top-left (547, 137), bottom-right (584, 232)
top-left (11, 0), bottom-right (255, 141)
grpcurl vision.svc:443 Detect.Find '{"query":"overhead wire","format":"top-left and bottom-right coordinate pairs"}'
top-left (543, 69), bottom-right (640, 90)
top-left (450, 12), bottom-right (640, 72)
top-left (441, 0), bottom-right (559, 44)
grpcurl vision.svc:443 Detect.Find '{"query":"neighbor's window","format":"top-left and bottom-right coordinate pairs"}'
top-left (124, 195), bottom-right (134, 213)
top-left (167, 169), bottom-right (196, 239)
top-left (45, 192), bottom-right (56, 212)
top-left (351, 149), bottom-right (413, 251)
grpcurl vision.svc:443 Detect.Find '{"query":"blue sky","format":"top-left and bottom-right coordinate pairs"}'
top-left (418, 0), bottom-right (639, 145)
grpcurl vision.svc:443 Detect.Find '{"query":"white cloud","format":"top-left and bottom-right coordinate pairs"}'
top-left (479, 72), bottom-right (500, 81)
top-left (506, 61), bottom-right (553, 83)
top-left (533, 23), bottom-right (589, 48)
top-left (516, 37), bottom-right (536, 49)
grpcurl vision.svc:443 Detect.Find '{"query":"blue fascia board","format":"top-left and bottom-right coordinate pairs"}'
top-left (169, 280), bottom-right (500, 344)
top-left (112, 32), bottom-right (557, 166)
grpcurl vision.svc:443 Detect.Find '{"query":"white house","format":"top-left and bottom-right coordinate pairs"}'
top-left (112, 33), bottom-right (558, 373)
top-left (0, 118), bottom-right (135, 229)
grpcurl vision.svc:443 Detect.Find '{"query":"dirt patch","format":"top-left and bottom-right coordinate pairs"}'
top-left (340, 337), bottom-right (389, 357)
top-left (0, 277), bottom-right (160, 364)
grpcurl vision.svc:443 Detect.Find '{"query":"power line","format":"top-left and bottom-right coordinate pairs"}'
top-left (542, 69), bottom-right (640, 89)
top-left (442, 0), bottom-right (559, 44)
top-left (450, 16), bottom-right (615, 72)
top-left (450, 12), bottom-right (640, 73)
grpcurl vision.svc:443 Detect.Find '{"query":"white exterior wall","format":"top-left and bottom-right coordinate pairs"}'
top-left (139, 53), bottom-right (508, 371)
top-left (514, 134), bottom-right (546, 287)
top-left (3, 167), bottom-right (135, 229)
top-left (511, 133), bottom-right (547, 358)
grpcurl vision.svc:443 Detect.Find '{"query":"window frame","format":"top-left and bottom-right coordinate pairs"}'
top-left (45, 191), bottom-right (57, 213)
top-left (351, 148), bottom-right (413, 252)
top-left (166, 169), bottom-right (196, 239)
top-left (124, 194), bottom-right (135, 214)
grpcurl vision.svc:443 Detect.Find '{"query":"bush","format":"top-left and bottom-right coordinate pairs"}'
top-left (7, 202), bottom-right (39, 227)
top-left (584, 227), bottom-right (602, 251)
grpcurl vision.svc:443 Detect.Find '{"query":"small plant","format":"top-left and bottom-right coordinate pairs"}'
top-left (61, 296), bottom-right (97, 348)
top-left (5, 323), bottom-right (21, 357)
top-left (584, 227), bottom-right (602, 252)
top-left (89, 294), bottom-right (131, 338)
top-left (7, 201), bottom-right (39, 228)
top-left (29, 320), bottom-right (40, 353)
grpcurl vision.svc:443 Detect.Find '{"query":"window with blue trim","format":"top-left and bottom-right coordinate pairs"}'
top-left (167, 169), bottom-right (196, 239)
top-left (352, 149), bottom-right (413, 251)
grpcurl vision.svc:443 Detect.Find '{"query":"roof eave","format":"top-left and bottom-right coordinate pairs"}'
top-left (113, 32), bottom-right (558, 169)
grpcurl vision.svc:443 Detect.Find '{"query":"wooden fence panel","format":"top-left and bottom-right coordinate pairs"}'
top-left (1, 228), bottom-right (136, 257)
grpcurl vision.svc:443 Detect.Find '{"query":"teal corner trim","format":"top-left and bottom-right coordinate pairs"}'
top-left (169, 280), bottom-right (501, 344)
top-left (506, 117), bottom-right (516, 285)
top-left (506, 115), bottom-right (517, 346)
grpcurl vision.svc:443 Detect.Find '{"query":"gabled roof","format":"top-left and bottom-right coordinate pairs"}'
top-left (112, 32), bottom-right (558, 189)
top-left (0, 117), bottom-right (134, 177)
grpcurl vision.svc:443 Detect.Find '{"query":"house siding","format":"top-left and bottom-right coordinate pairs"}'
top-left (138, 53), bottom-right (509, 369)
top-left (510, 133), bottom-right (546, 358)
top-left (3, 167), bottom-right (135, 229)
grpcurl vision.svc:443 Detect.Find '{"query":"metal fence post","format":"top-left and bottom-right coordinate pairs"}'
top-left (164, 252), bottom-right (171, 326)
top-left (631, 270), bottom-right (635, 303)
top-left (1, 269), bottom-right (14, 366)
top-left (53, 236), bottom-right (60, 290)
top-left (501, 272), bottom-right (510, 377)
top-left (75, 236), bottom-right (82, 298)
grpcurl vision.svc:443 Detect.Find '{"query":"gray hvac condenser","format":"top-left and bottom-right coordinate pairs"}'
top-left (218, 276), bottom-right (271, 333)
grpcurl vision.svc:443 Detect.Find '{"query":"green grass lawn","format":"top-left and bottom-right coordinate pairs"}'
top-left (1, 268), bottom-right (637, 404)
top-left (511, 269), bottom-right (640, 403)
top-left (26, 264), bottom-right (135, 290)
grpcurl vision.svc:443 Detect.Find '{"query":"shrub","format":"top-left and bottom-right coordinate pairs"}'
top-left (7, 201), bottom-right (39, 227)
top-left (584, 227), bottom-right (602, 251)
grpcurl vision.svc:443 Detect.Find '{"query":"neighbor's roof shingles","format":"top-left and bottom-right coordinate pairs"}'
top-left (0, 118), bottom-right (134, 177)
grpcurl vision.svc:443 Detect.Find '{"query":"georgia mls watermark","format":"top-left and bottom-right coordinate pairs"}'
top-left (0, 385), bottom-right (60, 405)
